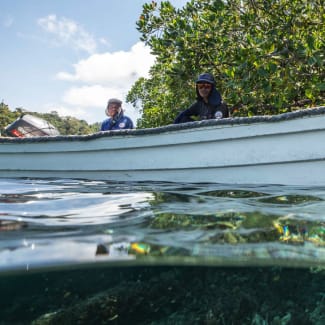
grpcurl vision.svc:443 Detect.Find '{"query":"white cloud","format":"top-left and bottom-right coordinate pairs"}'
top-left (52, 41), bottom-right (156, 124)
top-left (56, 42), bottom-right (155, 87)
top-left (35, 11), bottom-right (156, 125)
top-left (59, 84), bottom-right (141, 124)
top-left (41, 96), bottom-right (140, 126)
top-left (99, 37), bottom-right (110, 46)
top-left (2, 15), bottom-right (13, 28)
top-left (37, 14), bottom-right (97, 54)
top-left (43, 103), bottom-right (88, 120)
top-left (62, 85), bottom-right (112, 107)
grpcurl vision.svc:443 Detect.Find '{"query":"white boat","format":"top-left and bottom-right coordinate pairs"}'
top-left (1, 107), bottom-right (325, 186)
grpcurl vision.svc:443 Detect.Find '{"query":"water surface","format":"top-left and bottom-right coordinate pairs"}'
top-left (0, 178), bottom-right (324, 324)
top-left (1, 178), bottom-right (324, 271)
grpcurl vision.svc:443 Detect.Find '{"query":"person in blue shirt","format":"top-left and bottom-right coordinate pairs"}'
top-left (174, 73), bottom-right (229, 124)
top-left (100, 98), bottom-right (134, 131)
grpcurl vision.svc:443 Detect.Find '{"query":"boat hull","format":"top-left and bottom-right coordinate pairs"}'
top-left (1, 107), bottom-right (325, 186)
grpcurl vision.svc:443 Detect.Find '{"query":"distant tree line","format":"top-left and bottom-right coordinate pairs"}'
top-left (0, 102), bottom-right (100, 136)
top-left (128, 0), bottom-right (325, 128)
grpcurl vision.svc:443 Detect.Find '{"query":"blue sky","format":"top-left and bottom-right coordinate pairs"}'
top-left (0, 0), bottom-right (187, 125)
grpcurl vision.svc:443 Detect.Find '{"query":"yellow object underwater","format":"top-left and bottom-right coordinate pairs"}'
top-left (130, 242), bottom-right (151, 254)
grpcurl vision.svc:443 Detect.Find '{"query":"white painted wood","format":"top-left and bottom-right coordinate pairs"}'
top-left (1, 107), bottom-right (325, 185)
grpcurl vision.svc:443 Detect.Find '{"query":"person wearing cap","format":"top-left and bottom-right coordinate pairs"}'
top-left (100, 98), bottom-right (134, 131)
top-left (174, 73), bottom-right (229, 124)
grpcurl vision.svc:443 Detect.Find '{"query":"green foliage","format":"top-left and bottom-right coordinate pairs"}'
top-left (0, 103), bottom-right (99, 136)
top-left (0, 102), bottom-right (21, 135)
top-left (32, 111), bottom-right (99, 135)
top-left (129, 0), bottom-right (325, 127)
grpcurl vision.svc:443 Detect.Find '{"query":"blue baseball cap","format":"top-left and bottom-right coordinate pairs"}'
top-left (196, 73), bottom-right (215, 84)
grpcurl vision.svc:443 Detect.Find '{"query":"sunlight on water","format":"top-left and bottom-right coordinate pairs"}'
top-left (0, 178), bottom-right (325, 272)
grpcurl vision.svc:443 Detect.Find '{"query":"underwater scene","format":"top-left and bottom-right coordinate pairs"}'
top-left (0, 178), bottom-right (324, 324)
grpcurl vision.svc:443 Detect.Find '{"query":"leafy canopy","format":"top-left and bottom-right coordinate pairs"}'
top-left (127, 0), bottom-right (325, 127)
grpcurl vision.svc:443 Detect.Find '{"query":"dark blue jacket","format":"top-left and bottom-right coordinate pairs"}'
top-left (101, 114), bottom-right (134, 131)
top-left (174, 86), bottom-right (229, 124)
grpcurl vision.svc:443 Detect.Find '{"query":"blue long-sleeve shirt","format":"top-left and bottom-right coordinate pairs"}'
top-left (101, 114), bottom-right (134, 131)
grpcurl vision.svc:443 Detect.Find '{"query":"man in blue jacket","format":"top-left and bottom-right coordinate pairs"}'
top-left (174, 73), bottom-right (229, 123)
top-left (101, 98), bottom-right (134, 131)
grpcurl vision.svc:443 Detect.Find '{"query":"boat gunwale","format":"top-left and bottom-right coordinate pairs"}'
top-left (1, 106), bottom-right (324, 144)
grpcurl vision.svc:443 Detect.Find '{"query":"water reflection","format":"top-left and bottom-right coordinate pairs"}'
top-left (0, 179), bottom-right (324, 272)
top-left (258, 194), bottom-right (323, 205)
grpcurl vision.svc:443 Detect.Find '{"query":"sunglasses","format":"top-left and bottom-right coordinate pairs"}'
top-left (197, 83), bottom-right (212, 89)
top-left (108, 104), bottom-right (120, 109)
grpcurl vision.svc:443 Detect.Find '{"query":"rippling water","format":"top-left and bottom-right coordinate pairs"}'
top-left (1, 178), bottom-right (324, 271)
top-left (0, 178), bottom-right (324, 324)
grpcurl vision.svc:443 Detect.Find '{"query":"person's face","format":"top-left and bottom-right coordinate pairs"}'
top-left (197, 83), bottom-right (212, 100)
top-left (107, 103), bottom-right (120, 117)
